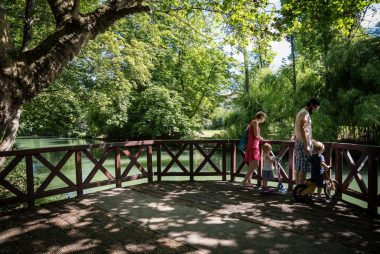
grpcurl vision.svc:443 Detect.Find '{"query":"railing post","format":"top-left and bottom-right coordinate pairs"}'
top-left (26, 155), bottom-right (34, 208)
top-left (325, 143), bottom-right (333, 167)
top-left (157, 143), bottom-right (161, 182)
top-left (335, 147), bottom-right (343, 199)
top-left (288, 143), bottom-right (294, 191)
top-left (75, 150), bottom-right (83, 195)
top-left (190, 143), bottom-right (194, 182)
top-left (367, 152), bottom-right (378, 214)
top-left (147, 145), bottom-right (153, 183)
top-left (257, 158), bottom-right (262, 187)
top-left (324, 143), bottom-right (333, 182)
top-left (115, 147), bottom-right (121, 188)
top-left (230, 142), bottom-right (236, 182)
top-left (222, 142), bottom-right (226, 181)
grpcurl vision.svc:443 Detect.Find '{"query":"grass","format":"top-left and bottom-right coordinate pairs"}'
top-left (196, 130), bottom-right (223, 139)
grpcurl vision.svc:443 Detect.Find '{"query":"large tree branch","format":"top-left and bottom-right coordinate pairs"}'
top-left (88, 0), bottom-right (150, 37)
top-left (47, 0), bottom-right (73, 26)
top-left (71, 0), bottom-right (80, 20)
top-left (0, 2), bottom-right (15, 65)
top-left (8, 1), bottom-right (150, 102)
top-left (21, 0), bottom-right (36, 52)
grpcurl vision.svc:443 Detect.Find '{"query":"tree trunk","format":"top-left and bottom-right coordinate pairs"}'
top-left (290, 35), bottom-right (297, 92)
top-left (243, 45), bottom-right (250, 93)
top-left (0, 1), bottom-right (150, 157)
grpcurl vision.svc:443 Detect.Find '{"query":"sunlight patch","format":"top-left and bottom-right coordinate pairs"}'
top-left (0, 227), bottom-right (25, 242)
top-left (147, 202), bottom-right (175, 211)
top-left (293, 219), bottom-right (309, 226)
top-left (47, 239), bottom-right (101, 253)
top-left (246, 228), bottom-right (260, 238)
top-left (125, 243), bottom-right (155, 252)
top-left (169, 231), bottom-right (237, 247)
top-left (204, 215), bottom-right (234, 225)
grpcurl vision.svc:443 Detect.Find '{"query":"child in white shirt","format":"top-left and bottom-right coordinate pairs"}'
top-left (262, 143), bottom-right (278, 191)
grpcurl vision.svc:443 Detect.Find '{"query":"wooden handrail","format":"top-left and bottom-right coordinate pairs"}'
top-left (0, 139), bottom-right (379, 214)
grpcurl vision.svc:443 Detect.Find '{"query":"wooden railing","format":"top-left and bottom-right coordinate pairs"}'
top-left (0, 140), bottom-right (379, 213)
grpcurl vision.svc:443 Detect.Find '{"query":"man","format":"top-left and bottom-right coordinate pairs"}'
top-left (294, 98), bottom-right (320, 184)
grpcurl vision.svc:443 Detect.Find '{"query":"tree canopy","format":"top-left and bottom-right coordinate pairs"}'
top-left (1, 0), bottom-right (379, 152)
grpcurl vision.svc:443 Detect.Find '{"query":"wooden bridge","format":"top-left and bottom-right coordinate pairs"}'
top-left (0, 140), bottom-right (379, 253)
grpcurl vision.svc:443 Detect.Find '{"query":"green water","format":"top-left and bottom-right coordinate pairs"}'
top-left (13, 137), bottom-right (378, 212)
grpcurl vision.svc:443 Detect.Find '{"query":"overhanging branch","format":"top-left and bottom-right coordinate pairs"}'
top-left (21, 0), bottom-right (36, 52)
top-left (47, 0), bottom-right (73, 26)
top-left (18, 1), bottom-right (150, 100)
top-left (0, 2), bottom-right (15, 63)
top-left (89, 1), bottom-right (150, 37)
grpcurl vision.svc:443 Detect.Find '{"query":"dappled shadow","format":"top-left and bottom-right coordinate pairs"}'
top-left (79, 181), bottom-right (380, 253)
top-left (0, 197), bottom-right (200, 253)
top-left (1, 181), bottom-right (379, 253)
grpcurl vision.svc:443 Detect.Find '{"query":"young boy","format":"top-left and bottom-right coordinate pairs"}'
top-left (308, 140), bottom-right (331, 201)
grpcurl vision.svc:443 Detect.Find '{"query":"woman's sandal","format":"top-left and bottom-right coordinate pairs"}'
top-left (241, 184), bottom-right (254, 189)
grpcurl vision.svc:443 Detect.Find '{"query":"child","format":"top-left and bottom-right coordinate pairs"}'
top-left (308, 140), bottom-right (331, 201)
top-left (261, 143), bottom-right (277, 191)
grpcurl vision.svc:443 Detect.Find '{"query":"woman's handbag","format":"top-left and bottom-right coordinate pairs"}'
top-left (237, 127), bottom-right (248, 155)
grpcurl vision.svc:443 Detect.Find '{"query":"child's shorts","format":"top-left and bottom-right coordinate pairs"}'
top-left (262, 170), bottom-right (274, 180)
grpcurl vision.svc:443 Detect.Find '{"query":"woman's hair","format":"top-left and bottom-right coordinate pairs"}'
top-left (312, 140), bottom-right (325, 153)
top-left (306, 98), bottom-right (320, 107)
top-left (262, 143), bottom-right (272, 152)
top-left (255, 111), bottom-right (267, 120)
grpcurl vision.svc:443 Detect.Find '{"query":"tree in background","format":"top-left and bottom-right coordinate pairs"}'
top-left (324, 37), bottom-right (380, 143)
top-left (20, 85), bottom-right (84, 136)
top-left (0, 0), bottom-right (150, 153)
top-left (2, 0), bottom-right (378, 151)
top-left (9, 1), bottom-right (274, 143)
top-left (127, 86), bottom-right (193, 139)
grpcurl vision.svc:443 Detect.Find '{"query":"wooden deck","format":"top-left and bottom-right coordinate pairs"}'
top-left (1, 181), bottom-right (379, 254)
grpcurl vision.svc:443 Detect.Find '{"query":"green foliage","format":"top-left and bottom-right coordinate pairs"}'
top-left (128, 86), bottom-right (194, 139)
top-left (0, 158), bottom-right (27, 200)
top-left (10, 0), bottom-right (378, 145)
top-left (20, 86), bottom-right (84, 137)
top-left (354, 94), bottom-right (380, 126)
top-left (324, 38), bottom-right (380, 129)
top-left (223, 68), bottom-right (296, 140)
top-left (18, 9), bottom-right (233, 139)
top-left (4, 0), bottom-right (55, 50)
top-left (279, 0), bottom-right (370, 56)
top-left (311, 100), bottom-right (338, 142)
top-left (0, 156), bottom-right (57, 211)
top-left (325, 38), bottom-right (380, 97)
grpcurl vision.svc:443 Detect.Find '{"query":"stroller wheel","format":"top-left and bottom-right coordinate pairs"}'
top-left (293, 184), bottom-right (308, 202)
top-left (324, 179), bottom-right (340, 199)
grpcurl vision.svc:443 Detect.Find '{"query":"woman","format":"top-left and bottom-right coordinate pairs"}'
top-left (242, 111), bottom-right (266, 188)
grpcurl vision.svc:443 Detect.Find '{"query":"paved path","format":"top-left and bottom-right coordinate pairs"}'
top-left (1, 181), bottom-right (379, 253)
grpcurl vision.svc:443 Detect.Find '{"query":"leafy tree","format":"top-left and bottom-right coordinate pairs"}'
top-left (278, 0), bottom-right (372, 57)
top-left (20, 85), bottom-right (84, 136)
top-left (1, 0), bottom-right (277, 153)
top-left (0, 0), bottom-right (150, 153)
top-left (127, 86), bottom-right (193, 139)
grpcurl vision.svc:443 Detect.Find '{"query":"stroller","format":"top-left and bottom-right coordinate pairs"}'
top-left (259, 156), bottom-right (287, 194)
top-left (275, 156), bottom-right (287, 193)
